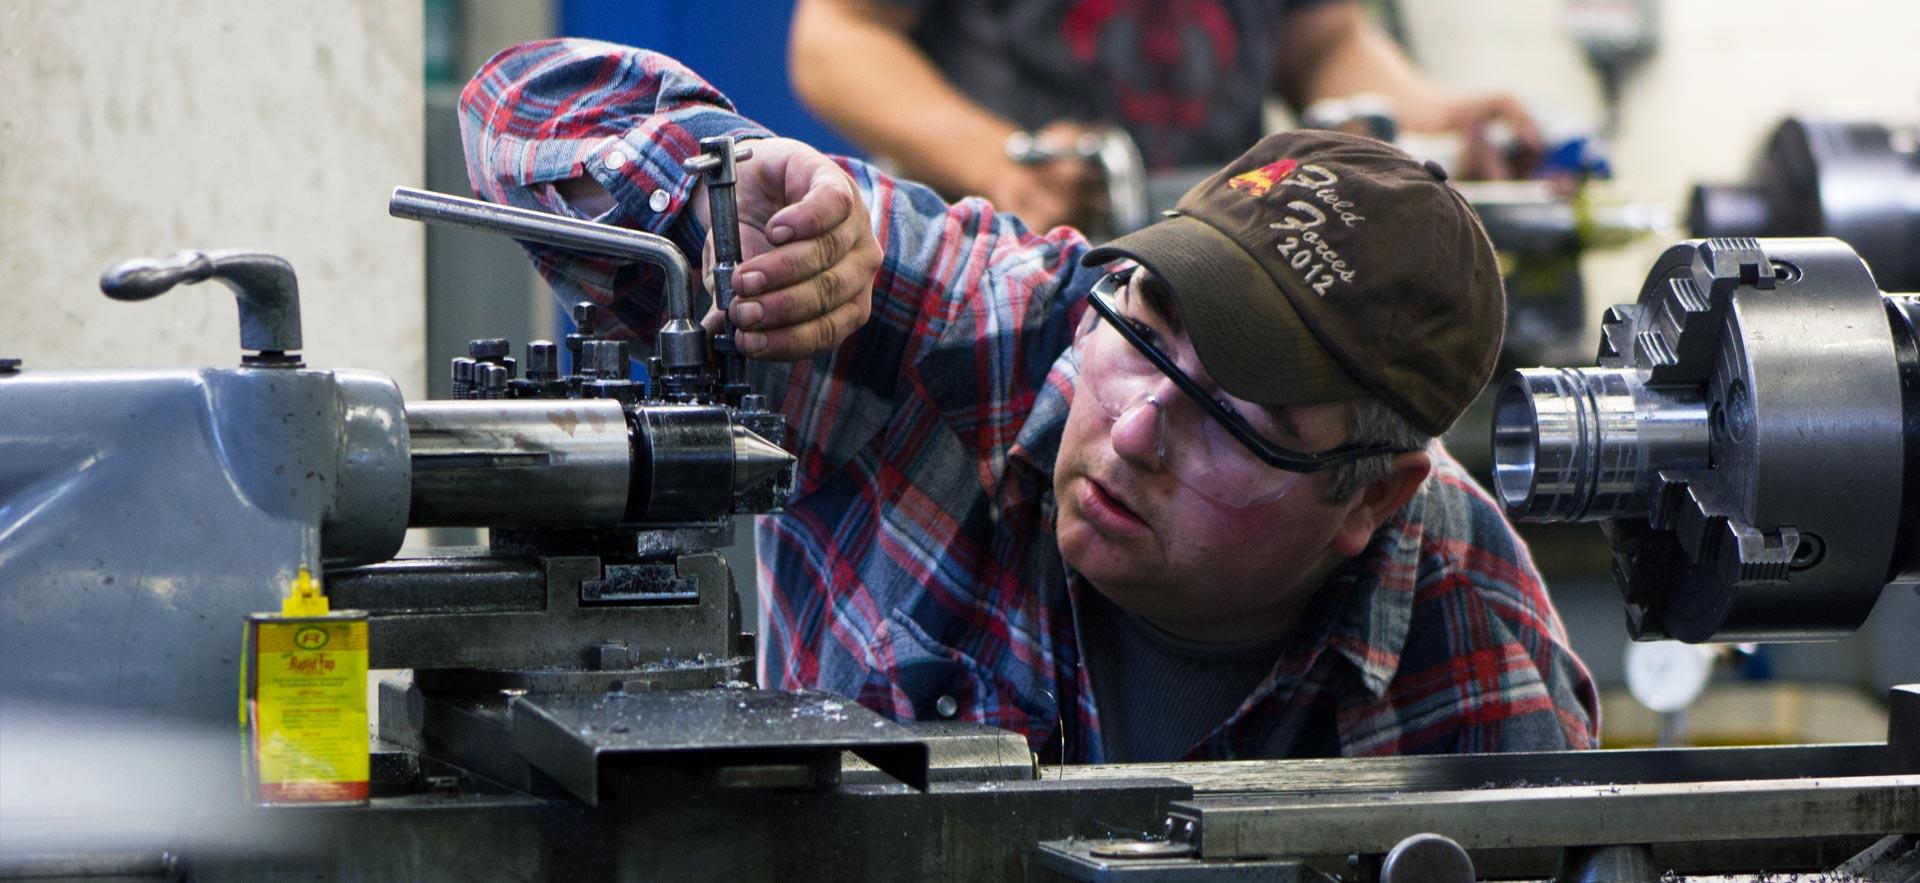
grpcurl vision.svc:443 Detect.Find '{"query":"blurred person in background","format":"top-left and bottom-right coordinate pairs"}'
top-left (788, 0), bottom-right (1542, 230)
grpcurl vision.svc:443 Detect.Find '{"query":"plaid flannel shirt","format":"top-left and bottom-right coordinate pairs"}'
top-left (461, 39), bottom-right (1599, 761)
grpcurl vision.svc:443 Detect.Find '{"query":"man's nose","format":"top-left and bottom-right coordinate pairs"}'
top-left (1109, 394), bottom-right (1168, 471)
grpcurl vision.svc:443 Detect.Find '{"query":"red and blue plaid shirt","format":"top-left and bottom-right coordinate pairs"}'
top-left (461, 39), bottom-right (1599, 761)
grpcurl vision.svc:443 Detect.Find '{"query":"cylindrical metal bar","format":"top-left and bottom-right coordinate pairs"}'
top-left (406, 399), bottom-right (632, 527)
top-left (627, 405), bottom-right (735, 521)
top-left (388, 186), bottom-right (694, 337)
top-left (1493, 367), bottom-right (1710, 521)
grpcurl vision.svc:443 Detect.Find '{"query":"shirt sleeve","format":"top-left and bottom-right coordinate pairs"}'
top-left (459, 39), bottom-right (1098, 500)
top-left (459, 38), bottom-right (771, 342)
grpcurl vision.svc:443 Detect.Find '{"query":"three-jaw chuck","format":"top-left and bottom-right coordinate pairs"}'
top-left (1494, 237), bottom-right (1920, 642)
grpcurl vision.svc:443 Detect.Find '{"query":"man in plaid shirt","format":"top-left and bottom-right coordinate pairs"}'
top-left (462, 39), bottom-right (1598, 762)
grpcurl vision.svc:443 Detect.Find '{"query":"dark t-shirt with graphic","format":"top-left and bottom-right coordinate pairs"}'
top-left (891, 0), bottom-right (1346, 170)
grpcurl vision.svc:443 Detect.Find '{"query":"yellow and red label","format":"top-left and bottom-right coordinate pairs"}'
top-left (243, 614), bottom-right (370, 804)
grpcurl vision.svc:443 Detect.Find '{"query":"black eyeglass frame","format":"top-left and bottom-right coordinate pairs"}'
top-left (1084, 271), bottom-right (1408, 474)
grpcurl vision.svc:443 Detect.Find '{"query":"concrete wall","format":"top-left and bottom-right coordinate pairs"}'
top-left (0, 0), bottom-right (426, 396)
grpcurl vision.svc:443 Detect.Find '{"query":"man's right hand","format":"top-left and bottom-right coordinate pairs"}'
top-left (702, 137), bottom-right (883, 362)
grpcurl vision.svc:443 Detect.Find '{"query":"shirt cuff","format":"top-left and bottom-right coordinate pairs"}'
top-left (586, 112), bottom-right (773, 248)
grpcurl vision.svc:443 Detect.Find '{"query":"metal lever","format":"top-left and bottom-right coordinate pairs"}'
top-left (99, 249), bottom-right (304, 364)
top-left (683, 138), bottom-right (755, 399)
top-left (388, 186), bottom-right (706, 372)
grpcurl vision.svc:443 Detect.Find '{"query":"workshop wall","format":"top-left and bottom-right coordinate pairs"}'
top-left (1398, 0), bottom-right (1920, 328)
top-left (0, 0), bottom-right (427, 397)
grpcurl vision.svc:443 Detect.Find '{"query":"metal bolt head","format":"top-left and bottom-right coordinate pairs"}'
top-left (526, 340), bottom-right (558, 381)
top-left (467, 338), bottom-right (509, 360)
top-left (593, 340), bottom-right (631, 380)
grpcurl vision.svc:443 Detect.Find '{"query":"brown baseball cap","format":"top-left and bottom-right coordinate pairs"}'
top-left (1081, 129), bottom-right (1504, 436)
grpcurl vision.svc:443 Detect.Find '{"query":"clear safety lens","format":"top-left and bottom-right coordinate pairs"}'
top-left (1072, 299), bottom-right (1305, 508)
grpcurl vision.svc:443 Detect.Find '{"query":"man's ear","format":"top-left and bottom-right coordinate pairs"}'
top-left (1327, 450), bottom-right (1432, 558)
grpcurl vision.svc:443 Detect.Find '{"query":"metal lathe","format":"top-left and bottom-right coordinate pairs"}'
top-left (1, 158), bottom-right (1915, 879)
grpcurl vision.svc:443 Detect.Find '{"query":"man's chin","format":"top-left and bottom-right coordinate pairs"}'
top-left (1058, 509), bottom-right (1144, 586)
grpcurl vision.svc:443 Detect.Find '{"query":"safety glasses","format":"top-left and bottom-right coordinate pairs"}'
top-left (1073, 270), bottom-right (1404, 507)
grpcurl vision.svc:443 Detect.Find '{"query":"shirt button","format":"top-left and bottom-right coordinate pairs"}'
top-left (648, 189), bottom-right (671, 212)
top-left (604, 149), bottom-right (628, 170)
top-left (934, 695), bottom-right (958, 718)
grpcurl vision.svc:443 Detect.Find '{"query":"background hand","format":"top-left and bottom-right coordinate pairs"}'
top-left (987, 120), bottom-right (1106, 232)
top-left (1443, 93), bottom-right (1544, 180)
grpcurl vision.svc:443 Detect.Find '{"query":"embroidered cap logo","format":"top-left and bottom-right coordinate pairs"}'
top-left (1225, 158), bottom-right (1298, 196)
top-left (1253, 163), bottom-right (1367, 297)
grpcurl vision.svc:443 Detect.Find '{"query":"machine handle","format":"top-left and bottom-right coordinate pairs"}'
top-left (99, 249), bottom-right (304, 359)
top-left (389, 186), bottom-right (704, 371)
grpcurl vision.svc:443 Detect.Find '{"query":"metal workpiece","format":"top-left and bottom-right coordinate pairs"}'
top-left (388, 186), bottom-right (706, 371)
top-left (1691, 118), bottom-right (1920, 291)
top-left (1494, 237), bottom-right (1912, 641)
top-left (1494, 367), bottom-right (1709, 521)
top-left (99, 249), bottom-right (306, 361)
top-left (406, 398), bottom-right (634, 528)
top-left (627, 404), bottom-right (730, 520)
top-left (625, 404), bottom-right (793, 521)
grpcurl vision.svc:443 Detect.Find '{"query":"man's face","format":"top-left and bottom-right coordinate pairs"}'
top-left (1053, 271), bottom-right (1360, 643)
